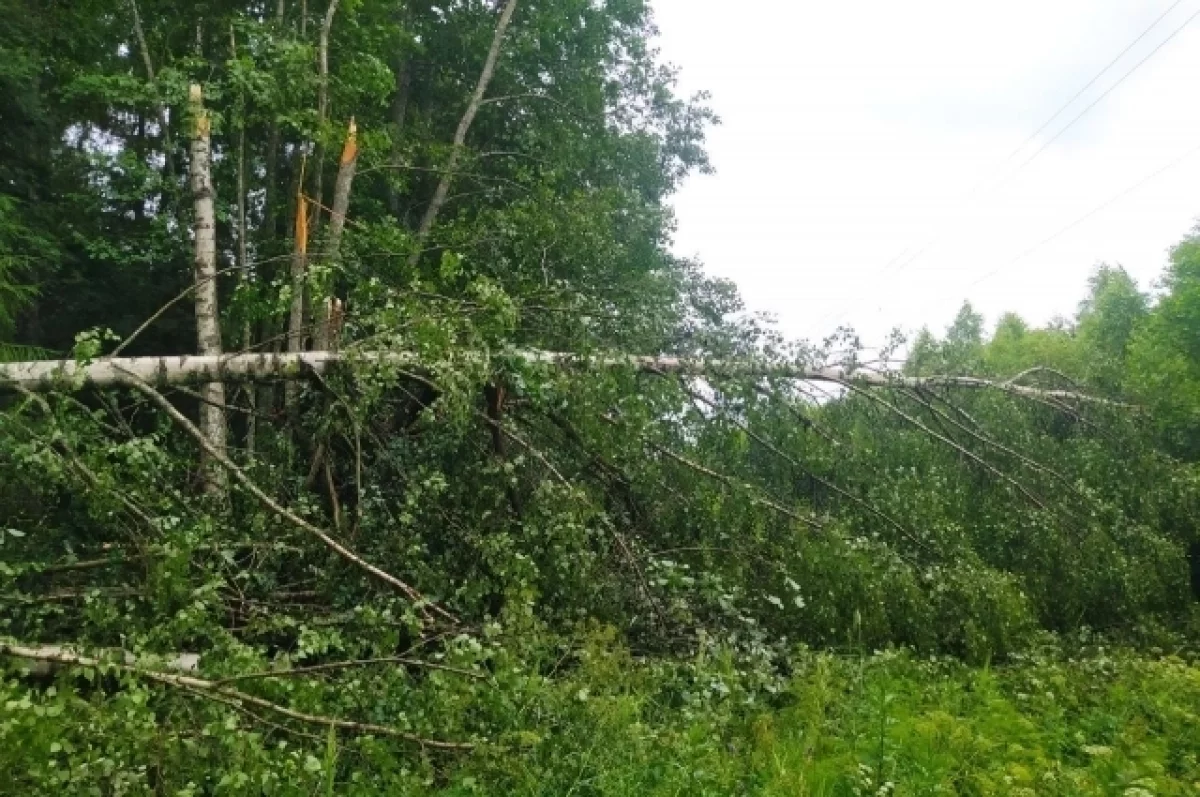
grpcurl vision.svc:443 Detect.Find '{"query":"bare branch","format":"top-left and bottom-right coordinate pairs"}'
top-left (673, 377), bottom-right (929, 553)
top-left (600, 413), bottom-right (822, 530)
top-left (215, 656), bottom-right (486, 685)
top-left (109, 264), bottom-right (250, 358)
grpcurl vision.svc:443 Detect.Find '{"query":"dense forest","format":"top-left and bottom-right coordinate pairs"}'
top-left (1, 0), bottom-right (1200, 793)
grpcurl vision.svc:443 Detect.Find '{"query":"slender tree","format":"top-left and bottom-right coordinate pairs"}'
top-left (188, 84), bottom-right (228, 494)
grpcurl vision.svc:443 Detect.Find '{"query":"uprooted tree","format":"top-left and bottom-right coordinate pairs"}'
top-left (1, 0), bottom-right (1199, 791)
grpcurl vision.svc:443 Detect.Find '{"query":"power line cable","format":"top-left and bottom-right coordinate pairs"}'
top-left (896, 139), bottom-right (1200, 331)
top-left (815, 1), bottom-right (1199, 331)
top-left (963, 140), bottom-right (1200, 290)
top-left (1004, 0), bottom-right (1188, 163)
top-left (998, 4), bottom-right (1200, 187)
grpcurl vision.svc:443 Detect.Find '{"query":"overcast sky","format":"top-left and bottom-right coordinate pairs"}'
top-left (651, 0), bottom-right (1200, 347)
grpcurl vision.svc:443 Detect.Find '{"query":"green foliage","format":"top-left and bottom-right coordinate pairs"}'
top-left (4, 630), bottom-right (1200, 794)
top-left (2, 0), bottom-right (1200, 788)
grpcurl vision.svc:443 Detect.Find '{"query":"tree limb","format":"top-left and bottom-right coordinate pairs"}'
top-left (830, 377), bottom-right (1052, 514)
top-left (0, 642), bottom-right (471, 750)
top-left (600, 413), bottom-right (822, 530)
top-left (215, 656), bottom-right (485, 685)
top-left (673, 377), bottom-right (929, 553)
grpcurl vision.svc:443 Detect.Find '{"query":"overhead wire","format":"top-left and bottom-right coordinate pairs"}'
top-left (999, 0), bottom-right (1188, 164)
top-left (997, 3), bottom-right (1200, 188)
top-left (900, 139), bottom-right (1200, 327)
top-left (963, 140), bottom-right (1200, 289)
top-left (814, 0), bottom-right (1200, 332)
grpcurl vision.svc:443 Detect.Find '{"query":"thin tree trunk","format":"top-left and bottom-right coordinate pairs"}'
top-left (286, 188), bottom-right (309, 351)
top-left (127, 0), bottom-right (173, 177)
top-left (407, 0), bottom-right (518, 267)
top-left (134, 113), bottom-right (147, 221)
top-left (311, 0), bottom-right (340, 213)
top-left (264, 132), bottom-right (282, 240)
top-left (284, 0), bottom-right (338, 411)
top-left (264, 0), bottom-right (286, 244)
top-left (256, 1), bottom-right (289, 423)
top-left (305, 119), bottom-right (356, 487)
top-left (188, 84), bottom-right (228, 495)
top-left (326, 118), bottom-right (358, 263)
top-left (284, 177), bottom-right (310, 409)
top-left (232, 29), bottom-right (256, 457)
top-left (387, 55), bottom-right (412, 217)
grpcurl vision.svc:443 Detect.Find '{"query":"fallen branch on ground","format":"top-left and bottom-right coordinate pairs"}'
top-left (0, 642), bottom-right (472, 750)
top-left (114, 370), bottom-right (457, 625)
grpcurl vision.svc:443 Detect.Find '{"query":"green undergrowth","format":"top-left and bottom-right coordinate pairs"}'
top-left (4, 627), bottom-right (1200, 796)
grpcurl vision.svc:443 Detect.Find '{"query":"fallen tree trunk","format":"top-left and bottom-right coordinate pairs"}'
top-left (0, 350), bottom-right (1125, 405)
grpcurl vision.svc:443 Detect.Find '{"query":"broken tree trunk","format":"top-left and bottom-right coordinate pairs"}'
top-left (326, 117), bottom-right (358, 264)
top-left (0, 350), bottom-right (1129, 407)
top-left (188, 84), bottom-right (228, 495)
top-left (311, 120), bottom-right (356, 352)
top-left (284, 176), bottom-right (310, 409)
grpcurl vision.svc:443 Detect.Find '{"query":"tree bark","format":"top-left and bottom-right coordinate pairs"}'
top-left (311, 0), bottom-right (340, 212)
top-left (284, 184), bottom-right (310, 408)
top-left (232, 30), bottom-right (257, 457)
top-left (188, 84), bottom-right (228, 495)
top-left (0, 350), bottom-right (1131, 407)
top-left (326, 118), bottom-right (357, 263)
top-left (407, 0), bottom-right (518, 267)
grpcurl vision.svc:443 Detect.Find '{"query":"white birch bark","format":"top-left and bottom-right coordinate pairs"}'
top-left (188, 84), bottom-right (228, 494)
top-left (0, 350), bottom-right (1127, 407)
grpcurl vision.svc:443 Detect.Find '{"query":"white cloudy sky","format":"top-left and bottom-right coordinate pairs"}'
top-left (651, 0), bottom-right (1200, 346)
